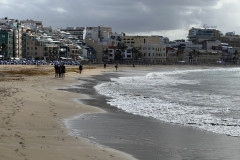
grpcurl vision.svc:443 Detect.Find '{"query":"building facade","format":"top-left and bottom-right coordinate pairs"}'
top-left (0, 29), bottom-right (13, 59)
top-left (61, 27), bottom-right (84, 43)
top-left (141, 43), bottom-right (166, 64)
top-left (122, 35), bottom-right (163, 47)
top-left (188, 27), bottom-right (221, 44)
top-left (220, 32), bottom-right (240, 47)
top-left (85, 26), bottom-right (112, 43)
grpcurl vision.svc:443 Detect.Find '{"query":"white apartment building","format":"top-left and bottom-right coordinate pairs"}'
top-left (85, 27), bottom-right (99, 42)
top-left (141, 43), bottom-right (166, 64)
top-left (107, 47), bottom-right (132, 62)
top-left (85, 26), bottom-right (112, 43)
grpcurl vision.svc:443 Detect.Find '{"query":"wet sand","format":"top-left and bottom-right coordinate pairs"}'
top-left (64, 69), bottom-right (240, 160)
top-left (0, 65), bottom-right (137, 160)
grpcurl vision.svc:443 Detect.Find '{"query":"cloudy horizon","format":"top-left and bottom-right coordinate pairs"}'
top-left (0, 0), bottom-right (240, 40)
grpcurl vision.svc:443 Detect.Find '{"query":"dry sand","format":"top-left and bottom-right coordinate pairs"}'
top-left (0, 65), bottom-right (137, 160)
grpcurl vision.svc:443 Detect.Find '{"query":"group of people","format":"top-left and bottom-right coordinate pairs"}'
top-left (54, 63), bottom-right (84, 78)
top-left (54, 64), bottom-right (66, 78)
top-left (54, 63), bottom-right (135, 78)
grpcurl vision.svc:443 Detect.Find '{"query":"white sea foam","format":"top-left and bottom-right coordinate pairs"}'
top-left (94, 68), bottom-right (240, 137)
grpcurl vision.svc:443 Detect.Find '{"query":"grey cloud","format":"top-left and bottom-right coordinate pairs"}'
top-left (0, 0), bottom-right (237, 39)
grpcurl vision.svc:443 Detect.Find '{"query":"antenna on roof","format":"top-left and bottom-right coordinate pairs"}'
top-left (203, 24), bottom-right (217, 29)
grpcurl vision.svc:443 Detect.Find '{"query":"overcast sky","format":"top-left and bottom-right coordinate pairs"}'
top-left (0, 0), bottom-right (239, 40)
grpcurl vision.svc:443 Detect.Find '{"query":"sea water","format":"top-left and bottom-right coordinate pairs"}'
top-left (95, 67), bottom-right (240, 137)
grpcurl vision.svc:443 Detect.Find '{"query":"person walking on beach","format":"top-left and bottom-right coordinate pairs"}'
top-left (54, 63), bottom-right (60, 78)
top-left (58, 64), bottom-right (62, 78)
top-left (115, 64), bottom-right (118, 72)
top-left (60, 64), bottom-right (66, 78)
top-left (104, 63), bottom-right (106, 69)
top-left (79, 63), bottom-right (83, 74)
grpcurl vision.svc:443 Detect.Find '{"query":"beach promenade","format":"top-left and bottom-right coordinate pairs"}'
top-left (0, 65), bottom-right (136, 160)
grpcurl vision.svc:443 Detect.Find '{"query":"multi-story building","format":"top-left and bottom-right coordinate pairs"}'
top-left (20, 19), bottom-right (43, 32)
top-left (21, 32), bottom-right (27, 59)
top-left (13, 27), bottom-right (22, 58)
top-left (61, 27), bottom-right (84, 43)
top-left (220, 32), bottom-right (240, 47)
top-left (0, 17), bottom-right (23, 59)
top-left (188, 27), bottom-right (221, 44)
top-left (85, 38), bottom-right (102, 62)
top-left (122, 35), bottom-right (163, 47)
top-left (25, 33), bottom-right (59, 61)
top-left (202, 40), bottom-right (221, 50)
top-left (85, 27), bottom-right (99, 42)
top-left (0, 29), bottom-right (13, 59)
top-left (141, 43), bottom-right (166, 64)
top-left (85, 26), bottom-right (112, 43)
top-left (191, 50), bottom-right (221, 64)
top-left (122, 35), bottom-right (166, 64)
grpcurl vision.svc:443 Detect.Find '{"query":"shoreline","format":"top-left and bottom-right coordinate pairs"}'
top-left (64, 65), bottom-right (240, 160)
top-left (0, 65), bottom-right (137, 160)
top-left (1, 64), bottom-right (240, 160)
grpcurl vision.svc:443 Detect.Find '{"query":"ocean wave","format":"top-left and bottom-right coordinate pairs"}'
top-left (94, 68), bottom-right (240, 137)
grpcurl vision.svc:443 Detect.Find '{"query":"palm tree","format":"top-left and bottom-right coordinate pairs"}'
top-left (102, 48), bottom-right (109, 62)
top-left (114, 42), bottom-right (127, 63)
top-left (131, 46), bottom-right (142, 60)
top-left (114, 49), bottom-right (123, 61)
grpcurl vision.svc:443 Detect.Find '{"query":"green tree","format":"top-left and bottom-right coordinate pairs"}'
top-left (102, 48), bottom-right (109, 62)
top-left (114, 42), bottom-right (127, 62)
top-left (114, 49), bottom-right (123, 61)
top-left (117, 42), bottom-right (127, 51)
top-left (131, 47), bottom-right (142, 60)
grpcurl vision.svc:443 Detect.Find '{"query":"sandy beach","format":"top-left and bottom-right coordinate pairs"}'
top-left (2, 64), bottom-right (240, 160)
top-left (0, 65), bottom-right (137, 160)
